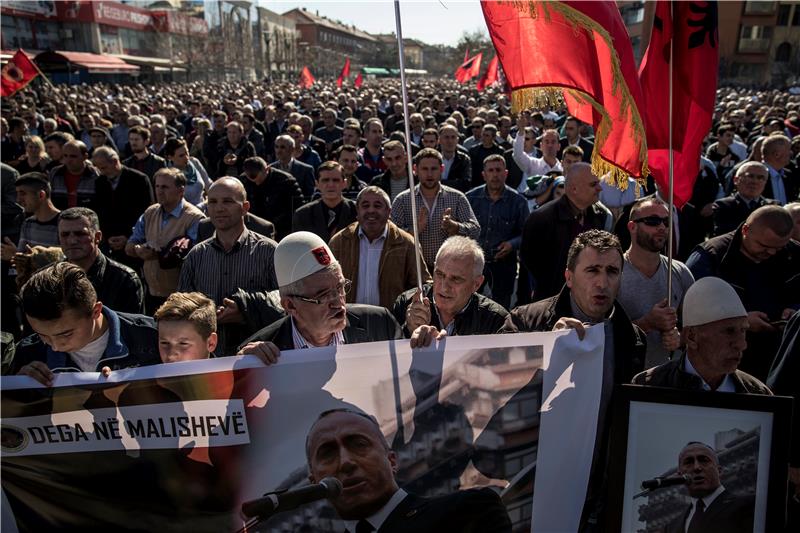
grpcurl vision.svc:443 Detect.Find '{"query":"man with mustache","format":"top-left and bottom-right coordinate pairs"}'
top-left (664, 442), bottom-right (755, 533)
top-left (304, 408), bottom-right (512, 533)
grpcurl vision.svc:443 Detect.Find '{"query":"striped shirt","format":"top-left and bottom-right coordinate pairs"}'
top-left (390, 183), bottom-right (481, 268)
top-left (177, 228), bottom-right (278, 303)
top-left (291, 317), bottom-right (345, 349)
top-left (18, 214), bottom-right (60, 250)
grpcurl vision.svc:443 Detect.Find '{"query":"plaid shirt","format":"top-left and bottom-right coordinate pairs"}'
top-left (390, 183), bottom-right (480, 268)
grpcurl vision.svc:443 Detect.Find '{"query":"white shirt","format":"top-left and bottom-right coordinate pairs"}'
top-left (290, 317), bottom-right (345, 349)
top-left (343, 489), bottom-right (407, 533)
top-left (684, 356), bottom-right (736, 392)
top-left (69, 329), bottom-right (110, 372)
top-left (684, 484), bottom-right (725, 531)
top-left (356, 226), bottom-right (388, 306)
top-left (512, 132), bottom-right (562, 193)
top-left (442, 154), bottom-right (455, 180)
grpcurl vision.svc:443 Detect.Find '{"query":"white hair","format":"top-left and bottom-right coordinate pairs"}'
top-left (435, 236), bottom-right (484, 278)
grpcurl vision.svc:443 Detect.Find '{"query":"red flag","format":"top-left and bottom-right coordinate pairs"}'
top-left (354, 71), bottom-right (363, 88)
top-left (639, 0), bottom-right (719, 209)
top-left (482, 1), bottom-right (649, 185)
top-left (1, 49), bottom-right (39, 97)
top-left (455, 53), bottom-right (482, 84)
top-left (298, 66), bottom-right (315, 89)
top-left (477, 55), bottom-right (499, 91)
top-left (336, 58), bottom-right (351, 88)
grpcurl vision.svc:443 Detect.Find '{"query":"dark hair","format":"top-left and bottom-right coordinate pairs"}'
top-left (154, 291), bottom-right (217, 339)
top-left (746, 204), bottom-right (794, 237)
top-left (154, 167), bottom-right (187, 188)
top-left (566, 230), bottom-right (623, 271)
top-left (9, 117), bottom-right (26, 130)
top-left (414, 147), bottom-right (443, 165)
top-left (482, 154), bottom-right (506, 168)
top-left (44, 131), bottom-right (73, 146)
top-left (15, 172), bottom-right (51, 197)
top-left (422, 127), bottom-right (438, 138)
top-left (164, 137), bottom-right (188, 158)
top-left (243, 156), bottom-right (268, 174)
top-left (128, 125), bottom-right (151, 143)
top-left (562, 145), bottom-right (584, 158)
top-left (317, 160), bottom-right (343, 180)
top-left (305, 408), bottom-right (386, 462)
top-left (59, 207), bottom-right (100, 231)
top-left (716, 123), bottom-right (735, 136)
top-left (629, 196), bottom-right (667, 220)
top-left (21, 262), bottom-right (97, 320)
top-left (335, 144), bottom-right (358, 158)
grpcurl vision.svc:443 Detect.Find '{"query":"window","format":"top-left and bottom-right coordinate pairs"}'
top-left (777, 4), bottom-right (791, 25)
top-left (794, 5), bottom-right (800, 25)
top-left (775, 42), bottom-right (791, 62)
top-left (743, 1), bottom-right (776, 15)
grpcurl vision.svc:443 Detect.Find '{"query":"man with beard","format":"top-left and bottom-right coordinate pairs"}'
top-left (617, 197), bottom-right (695, 369)
top-left (390, 148), bottom-right (480, 269)
top-left (123, 126), bottom-right (167, 183)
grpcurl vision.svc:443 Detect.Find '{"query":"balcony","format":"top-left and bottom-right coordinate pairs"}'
top-left (738, 37), bottom-right (771, 53)
top-left (743, 1), bottom-right (776, 15)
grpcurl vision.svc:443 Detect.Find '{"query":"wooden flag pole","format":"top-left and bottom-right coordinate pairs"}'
top-left (666, 1), bottom-right (675, 308)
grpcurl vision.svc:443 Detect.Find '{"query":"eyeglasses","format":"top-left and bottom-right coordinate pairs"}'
top-left (632, 215), bottom-right (670, 227)
top-left (290, 280), bottom-right (352, 305)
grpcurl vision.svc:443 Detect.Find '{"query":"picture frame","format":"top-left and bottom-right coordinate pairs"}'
top-left (606, 385), bottom-right (792, 533)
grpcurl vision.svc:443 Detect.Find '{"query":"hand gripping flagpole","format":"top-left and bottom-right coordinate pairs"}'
top-left (666, 1), bottom-right (675, 308)
top-left (394, 0), bottom-right (424, 292)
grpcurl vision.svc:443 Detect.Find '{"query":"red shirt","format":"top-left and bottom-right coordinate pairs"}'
top-left (64, 171), bottom-right (82, 208)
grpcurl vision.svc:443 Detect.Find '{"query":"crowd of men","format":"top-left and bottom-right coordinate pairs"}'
top-left (1, 78), bottom-right (799, 530)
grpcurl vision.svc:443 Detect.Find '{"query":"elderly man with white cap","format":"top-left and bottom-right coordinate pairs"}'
top-left (632, 277), bottom-right (772, 394)
top-left (236, 231), bottom-right (405, 360)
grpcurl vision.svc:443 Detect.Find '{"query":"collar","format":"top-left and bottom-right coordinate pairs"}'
top-left (290, 316), bottom-right (345, 349)
top-left (690, 484), bottom-right (725, 512)
top-left (46, 306), bottom-right (128, 372)
top-left (357, 225), bottom-right (388, 243)
top-left (342, 489), bottom-right (407, 533)
top-left (212, 227), bottom-right (249, 251)
top-left (433, 291), bottom-right (474, 334)
top-left (734, 192), bottom-right (761, 205)
top-left (684, 355), bottom-right (736, 392)
top-left (481, 184), bottom-right (514, 200)
top-left (161, 200), bottom-right (186, 219)
top-left (86, 252), bottom-right (108, 279)
top-left (763, 162), bottom-right (781, 177)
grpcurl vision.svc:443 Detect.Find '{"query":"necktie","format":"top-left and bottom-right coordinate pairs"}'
top-left (355, 519), bottom-right (374, 533)
top-left (687, 498), bottom-right (705, 533)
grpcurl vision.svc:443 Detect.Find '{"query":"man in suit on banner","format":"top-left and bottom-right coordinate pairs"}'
top-left (305, 408), bottom-right (512, 533)
top-left (665, 442), bottom-right (755, 533)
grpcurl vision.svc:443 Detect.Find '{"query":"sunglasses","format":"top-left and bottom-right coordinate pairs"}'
top-left (633, 215), bottom-right (670, 227)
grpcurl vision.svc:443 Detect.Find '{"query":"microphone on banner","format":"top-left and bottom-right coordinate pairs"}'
top-left (640, 474), bottom-right (690, 491)
top-left (241, 477), bottom-right (343, 519)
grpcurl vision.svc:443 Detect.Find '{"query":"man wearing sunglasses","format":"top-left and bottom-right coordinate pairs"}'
top-left (711, 161), bottom-right (777, 237)
top-left (237, 231), bottom-right (404, 361)
top-left (617, 198), bottom-right (695, 369)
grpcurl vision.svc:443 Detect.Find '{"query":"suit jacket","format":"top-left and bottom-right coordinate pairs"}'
top-left (292, 198), bottom-right (357, 243)
top-left (329, 221), bottom-right (430, 309)
top-left (272, 159), bottom-right (316, 197)
top-left (763, 165), bottom-right (799, 203)
top-left (441, 151), bottom-right (473, 192)
top-left (373, 488), bottom-right (511, 533)
top-left (711, 194), bottom-right (776, 236)
top-left (558, 137), bottom-right (594, 162)
top-left (196, 212), bottom-right (275, 242)
top-left (238, 304), bottom-right (402, 351)
top-left (664, 490), bottom-right (755, 533)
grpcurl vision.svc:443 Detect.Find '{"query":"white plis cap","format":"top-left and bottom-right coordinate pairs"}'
top-left (275, 231), bottom-right (336, 287)
top-left (682, 277), bottom-right (747, 327)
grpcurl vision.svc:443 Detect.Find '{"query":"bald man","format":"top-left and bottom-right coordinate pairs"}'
top-left (178, 177), bottom-right (279, 355)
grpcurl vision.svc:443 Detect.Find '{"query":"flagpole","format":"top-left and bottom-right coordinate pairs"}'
top-left (25, 50), bottom-right (56, 90)
top-left (393, 0), bottom-right (424, 292)
top-left (666, 1), bottom-right (675, 309)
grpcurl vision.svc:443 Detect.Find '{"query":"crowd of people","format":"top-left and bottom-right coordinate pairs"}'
top-left (1, 77), bottom-right (799, 529)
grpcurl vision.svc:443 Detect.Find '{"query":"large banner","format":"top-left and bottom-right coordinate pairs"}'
top-left (1, 328), bottom-right (608, 532)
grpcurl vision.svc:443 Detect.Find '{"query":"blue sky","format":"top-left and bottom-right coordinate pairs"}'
top-left (262, 0), bottom-right (489, 46)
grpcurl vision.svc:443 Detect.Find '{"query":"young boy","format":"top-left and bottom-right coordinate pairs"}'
top-left (154, 292), bottom-right (218, 363)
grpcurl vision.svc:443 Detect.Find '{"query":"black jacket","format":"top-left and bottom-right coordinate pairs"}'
top-left (558, 136), bottom-right (594, 162)
top-left (8, 307), bottom-right (160, 374)
top-left (520, 195), bottom-right (610, 302)
top-left (468, 144), bottom-right (504, 188)
top-left (664, 490), bottom-right (755, 533)
top-left (292, 198), bottom-right (357, 244)
top-left (370, 170), bottom-right (416, 199)
top-left (441, 151), bottom-right (473, 192)
top-left (216, 138), bottom-right (256, 179)
top-left (502, 285), bottom-right (646, 383)
top-left (239, 168), bottom-right (305, 241)
top-left (632, 352), bottom-right (772, 394)
top-left (392, 284), bottom-right (509, 337)
top-left (238, 304), bottom-right (402, 351)
top-left (101, 166), bottom-right (154, 239)
top-left (86, 253), bottom-right (145, 314)
top-left (711, 193), bottom-right (776, 236)
top-left (122, 152), bottom-right (167, 182)
top-left (376, 489), bottom-right (511, 533)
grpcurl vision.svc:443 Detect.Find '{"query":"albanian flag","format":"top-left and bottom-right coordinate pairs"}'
top-left (354, 71), bottom-right (363, 88)
top-left (482, 1), bottom-right (649, 185)
top-left (336, 58), bottom-right (351, 88)
top-left (1, 50), bottom-right (39, 97)
top-left (298, 66), bottom-right (315, 89)
top-left (455, 53), bottom-right (482, 84)
top-left (477, 55), bottom-right (499, 91)
top-left (639, 0), bottom-right (719, 209)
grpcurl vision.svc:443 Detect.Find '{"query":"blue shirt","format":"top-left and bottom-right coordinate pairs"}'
top-left (764, 162), bottom-right (787, 205)
top-left (466, 184), bottom-right (530, 257)
top-left (129, 201), bottom-right (199, 244)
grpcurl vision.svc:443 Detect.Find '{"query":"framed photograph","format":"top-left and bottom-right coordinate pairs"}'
top-left (606, 385), bottom-right (792, 533)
